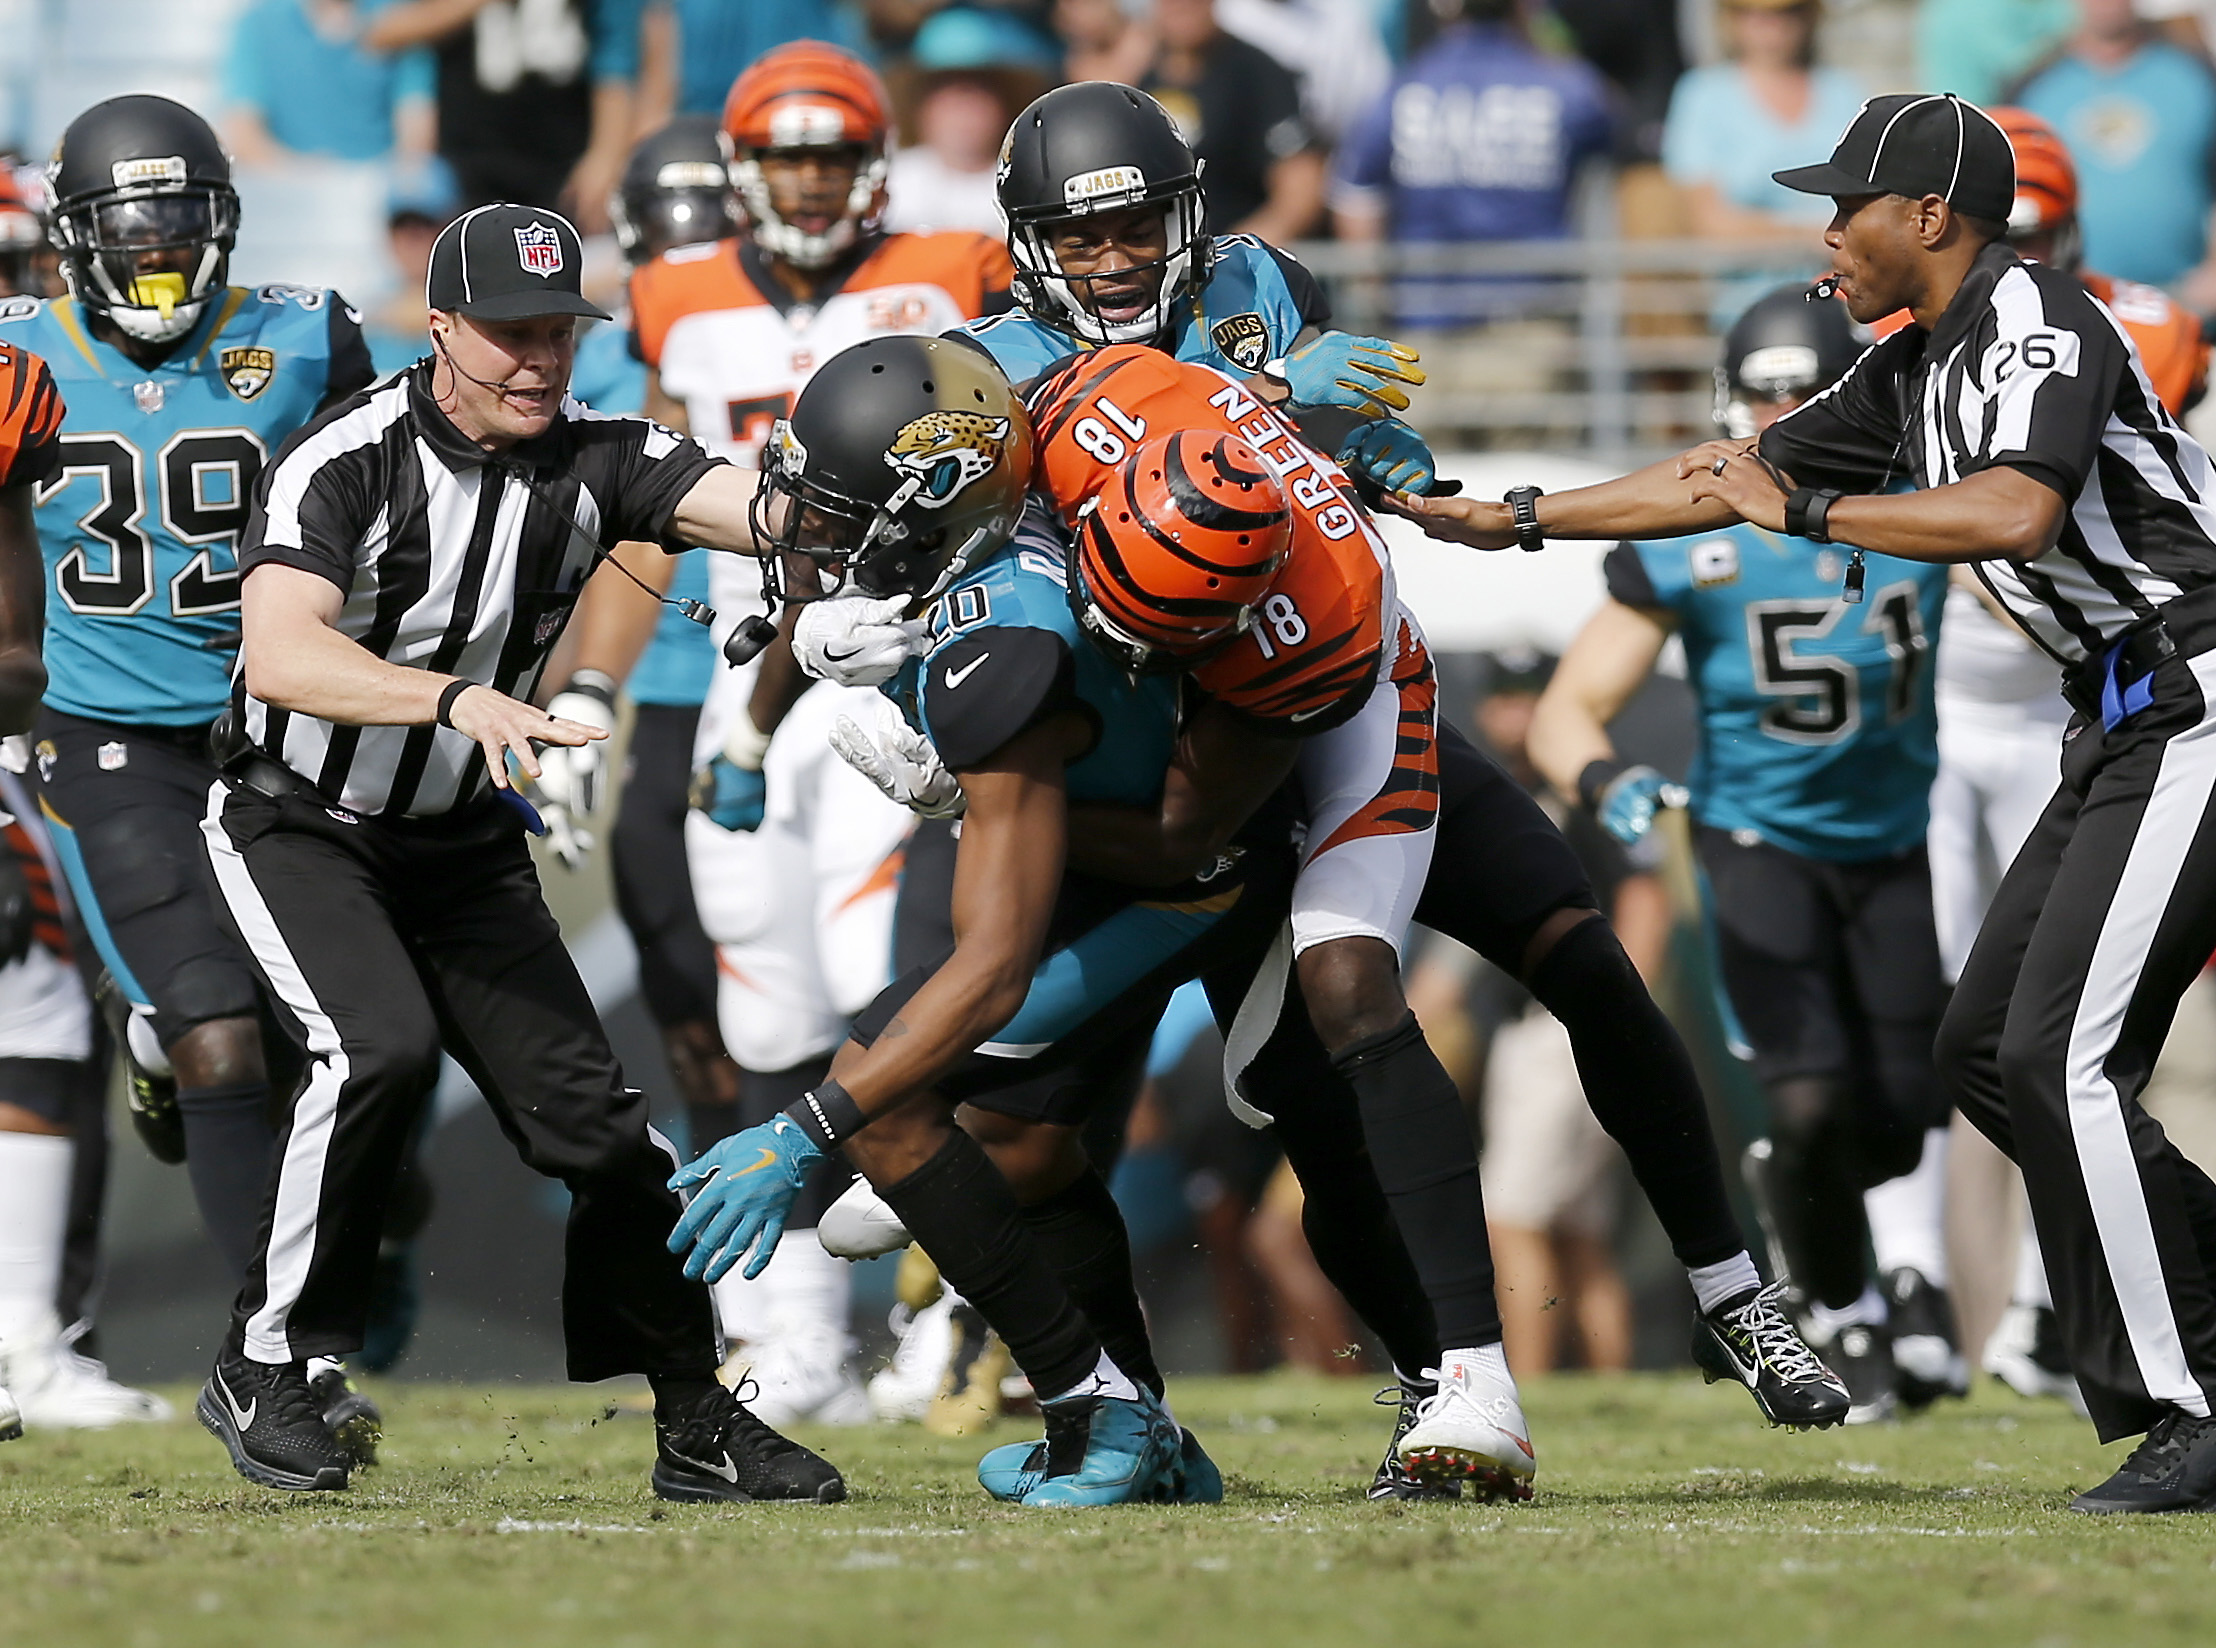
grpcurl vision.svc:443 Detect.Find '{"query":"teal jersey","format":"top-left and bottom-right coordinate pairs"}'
top-left (952, 235), bottom-right (1329, 386)
top-left (1606, 527), bottom-right (1947, 862)
top-left (0, 286), bottom-right (374, 726)
top-left (883, 511), bottom-right (1177, 805)
top-left (569, 312), bottom-right (712, 707)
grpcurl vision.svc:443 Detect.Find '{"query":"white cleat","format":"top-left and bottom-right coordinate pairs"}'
top-left (1394, 1354), bottom-right (1537, 1501)
top-left (4, 1321), bottom-right (173, 1429)
top-left (0, 1380), bottom-right (20, 1441)
top-left (723, 1325), bottom-right (871, 1428)
top-left (867, 1289), bottom-right (960, 1423)
top-left (1982, 1304), bottom-right (2088, 1413)
top-left (818, 1179), bottom-right (912, 1260)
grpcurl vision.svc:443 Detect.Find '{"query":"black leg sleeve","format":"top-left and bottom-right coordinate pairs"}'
top-left (1527, 915), bottom-right (1746, 1269)
top-left (876, 1129), bottom-right (1103, 1400)
top-left (176, 1080), bottom-right (276, 1283)
top-left (1019, 1170), bottom-right (1163, 1395)
top-left (1765, 1075), bottom-right (1872, 1310)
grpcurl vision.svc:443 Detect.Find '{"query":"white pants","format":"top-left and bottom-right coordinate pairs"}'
top-left (686, 680), bottom-right (912, 1073)
top-left (1927, 686), bottom-right (2071, 983)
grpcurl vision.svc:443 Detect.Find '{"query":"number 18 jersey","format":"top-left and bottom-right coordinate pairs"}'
top-left (0, 286), bottom-right (373, 726)
top-left (1606, 527), bottom-right (1947, 863)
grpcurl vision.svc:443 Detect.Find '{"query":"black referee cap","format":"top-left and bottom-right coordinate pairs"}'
top-left (426, 203), bottom-right (611, 322)
top-left (1774, 93), bottom-right (2016, 223)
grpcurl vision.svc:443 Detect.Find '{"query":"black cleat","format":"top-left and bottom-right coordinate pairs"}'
top-left (306, 1358), bottom-right (381, 1467)
top-left (651, 1381), bottom-right (846, 1504)
top-left (1882, 1267), bottom-right (1968, 1411)
top-left (96, 972), bottom-right (183, 1164)
top-left (1822, 1321), bottom-right (1899, 1425)
top-left (2071, 1410), bottom-right (2216, 1513)
top-left (1368, 1383), bottom-right (1460, 1502)
top-left (1694, 1282), bottom-right (1851, 1431)
top-left (197, 1347), bottom-right (351, 1491)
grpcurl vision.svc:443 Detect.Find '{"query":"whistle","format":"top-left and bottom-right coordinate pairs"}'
top-left (1811, 275), bottom-right (1842, 301)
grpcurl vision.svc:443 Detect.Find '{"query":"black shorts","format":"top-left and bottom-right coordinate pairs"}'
top-left (1411, 720), bottom-right (1598, 969)
top-left (34, 709), bottom-right (262, 1046)
top-left (0, 1056), bottom-right (100, 1125)
top-left (1696, 825), bottom-right (1948, 1125)
top-left (610, 702), bottom-right (718, 1028)
top-left (850, 845), bottom-right (1294, 1126)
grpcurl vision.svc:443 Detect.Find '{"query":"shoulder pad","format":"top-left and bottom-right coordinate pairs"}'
top-left (0, 295), bottom-right (39, 326)
top-left (923, 626), bottom-right (1078, 771)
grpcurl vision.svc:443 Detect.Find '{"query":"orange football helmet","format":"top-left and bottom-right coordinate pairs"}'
top-left (1070, 430), bottom-right (1292, 675)
top-left (0, 167), bottom-right (41, 298)
top-left (722, 41), bottom-right (892, 270)
top-left (1988, 106), bottom-right (2080, 268)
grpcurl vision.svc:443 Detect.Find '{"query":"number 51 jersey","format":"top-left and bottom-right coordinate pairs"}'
top-left (1605, 527), bottom-right (1947, 863)
top-left (0, 285), bottom-right (373, 726)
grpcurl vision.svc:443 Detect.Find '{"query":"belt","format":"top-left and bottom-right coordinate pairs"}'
top-left (2061, 614), bottom-right (2176, 729)
top-left (225, 750), bottom-right (330, 807)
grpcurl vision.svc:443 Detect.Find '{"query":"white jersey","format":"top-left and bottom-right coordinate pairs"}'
top-left (1936, 586), bottom-right (2064, 706)
top-left (0, 770), bottom-right (89, 1063)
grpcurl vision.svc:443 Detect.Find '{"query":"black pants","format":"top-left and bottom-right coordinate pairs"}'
top-left (203, 779), bottom-right (717, 1380)
top-left (611, 702), bottom-right (719, 1029)
top-left (1938, 644), bottom-right (2216, 1441)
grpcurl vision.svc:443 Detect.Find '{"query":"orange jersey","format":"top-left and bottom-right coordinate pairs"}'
top-left (0, 340), bottom-right (62, 489)
top-left (2084, 273), bottom-right (2209, 416)
top-left (629, 229), bottom-right (1012, 463)
top-left (1027, 345), bottom-right (1397, 732)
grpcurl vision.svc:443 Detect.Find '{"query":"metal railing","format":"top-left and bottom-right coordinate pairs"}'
top-left (1285, 237), bottom-right (1830, 463)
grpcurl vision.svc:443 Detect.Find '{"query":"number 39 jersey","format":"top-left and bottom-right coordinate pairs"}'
top-left (0, 286), bottom-right (373, 726)
top-left (1605, 528), bottom-right (1947, 863)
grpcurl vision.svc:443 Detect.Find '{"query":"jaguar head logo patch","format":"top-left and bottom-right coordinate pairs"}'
top-left (1211, 312), bottom-right (1269, 373)
top-left (883, 411), bottom-right (1011, 515)
top-left (220, 346), bottom-right (276, 401)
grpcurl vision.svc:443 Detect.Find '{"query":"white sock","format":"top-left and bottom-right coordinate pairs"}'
top-left (0, 1132), bottom-right (71, 1344)
top-left (1864, 1128), bottom-right (1950, 1284)
top-left (1441, 1342), bottom-right (1514, 1388)
top-left (1807, 1282), bottom-right (1886, 1339)
top-left (712, 1231), bottom-right (854, 1355)
top-left (2013, 1200), bottom-right (2053, 1309)
top-left (1686, 1251), bottom-right (1761, 1314)
top-left (1046, 1349), bottom-right (1140, 1405)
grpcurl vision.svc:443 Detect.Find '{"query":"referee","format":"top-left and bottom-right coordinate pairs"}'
top-left (1395, 93), bottom-right (2216, 1512)
top-left (192, 204), bottom-right (839, 1503)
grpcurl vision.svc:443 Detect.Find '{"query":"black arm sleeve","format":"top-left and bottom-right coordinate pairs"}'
top-left (1266, 244), bottom-right (1333, 331)
top-left (925, 627), bottom-right (1090, 771)
top-left (1602, 541), bottom-right (1663, 608)
top-left (318, 295), bottom-right (378, 410)
top-left (1758, 333), bottom-right (1918, 493)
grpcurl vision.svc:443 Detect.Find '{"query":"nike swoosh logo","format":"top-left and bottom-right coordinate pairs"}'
top-left (1288, 705), bottom-right (1329, 723)
top-left (1716, 1331), bottom-right (1761, 1381)
top-left (670, 1448), bottom-right (739, 1483)
top-left (218, 1372), bottom-right (256, 1431)
top-left (733, 1147), bottom-right (779, 1176)
top-left (823, 644), bottom-right (862, 662)
top-left (943, 653), bottom-right (989, 690)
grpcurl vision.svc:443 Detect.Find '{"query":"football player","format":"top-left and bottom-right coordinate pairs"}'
top-left (1527, 287), bottom-right (1952, 1424)
top-left (623, 43), bottom-right (1017, 1423)
top-left (0, 96), bottom-right (379, 1446)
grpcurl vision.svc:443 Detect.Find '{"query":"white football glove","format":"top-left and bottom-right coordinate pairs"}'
top-left (830, 698), bottom-right (964, 819)
top-left (537, 669), bottom-right (618, 816)
top-left (794, 594), bottom-right (927, 688)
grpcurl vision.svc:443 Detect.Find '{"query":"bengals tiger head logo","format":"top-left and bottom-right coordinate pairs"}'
top-left (882, 410), bottom-right (1013, 515)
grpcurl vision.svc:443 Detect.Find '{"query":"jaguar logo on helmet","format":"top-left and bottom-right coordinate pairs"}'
top-left (882, 412), bottom-right (1012, 514)
top-left (220, 345), bottom-right (276, 401)
top-left (514, 222), bottom-right (564, 277)
top-left (1211, 313), bottom-right (1269, 373)
top-left (767, 418), bottom-right (809, 476)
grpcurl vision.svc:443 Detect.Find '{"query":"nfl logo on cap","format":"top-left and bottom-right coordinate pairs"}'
top-left (515, 222), bottom-right (564, 278)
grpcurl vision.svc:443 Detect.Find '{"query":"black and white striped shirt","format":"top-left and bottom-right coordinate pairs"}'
top-left (238, 362), bottom-right (723, 818)
top-left (1762, 242), bottom-right (2216, 665)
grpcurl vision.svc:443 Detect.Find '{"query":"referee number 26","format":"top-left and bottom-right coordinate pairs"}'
top-left (37, 430), bottom-right (266, 617)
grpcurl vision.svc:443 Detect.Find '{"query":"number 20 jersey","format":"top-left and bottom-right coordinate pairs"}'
top-left (0, 286), bottom-right (373, 726)
top-left (1606, 528), bottom-right (1947, 863)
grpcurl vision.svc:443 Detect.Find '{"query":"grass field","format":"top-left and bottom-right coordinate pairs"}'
top-left (3, 1371), bottom-right (2208, 1648)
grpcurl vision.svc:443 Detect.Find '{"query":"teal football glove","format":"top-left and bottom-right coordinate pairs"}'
top-left (1274, 332), bottom-right (1425, 416)
top-left (667, 1117), bottom-right (823, 1282)
top-left (689, 755), bottom-right (766, 832)
top-left (1590, 764), bottom-right (1690, 845)
top-left (1337, 417), bottom-right (1440, 497)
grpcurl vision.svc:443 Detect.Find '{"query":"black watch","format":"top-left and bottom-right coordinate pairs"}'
top-left (1504, 485), bottom-right (1546, 553)
top-left (1784, 486), bottom-right (1844, 544)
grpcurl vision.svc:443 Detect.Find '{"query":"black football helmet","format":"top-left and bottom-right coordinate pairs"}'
top-left (752, 336), bottom-right (1033, 605)
top-left (610, 116), bottom-right (740, 268)
top-left (996, 82), bottom-right (1212, 346)
top-left (1713, 283), bottom-right (1866, 439)
top-left (48, 95), bottom-right (239, 345)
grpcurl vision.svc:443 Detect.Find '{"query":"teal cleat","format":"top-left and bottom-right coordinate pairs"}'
top-left (977, 1436), bottom-right (1047, 1502)
top-left (1017, 1388), bottom-right (1182, 1507)
top-left (1169, 1427), bottom-right (1223, 1503)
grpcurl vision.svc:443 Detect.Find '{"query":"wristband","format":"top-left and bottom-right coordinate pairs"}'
top-left (435, 678), bottom-right (473, 730)
top-left (560, 669), bottom-right (618, 712)
top-left (1504, 485), bottom-right (1546, 553)
top-left (1784, 487), bottom-right (1844, 544)
top-left (1577, 757), bottom-right (1629, 813)
top-left (784, 1079), bottom-right (865, 1151)
top-left (722, 702), bottom-right (774, 772)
